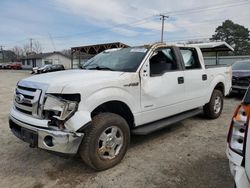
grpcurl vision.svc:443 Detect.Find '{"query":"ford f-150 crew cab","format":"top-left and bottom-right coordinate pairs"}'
top-left (9, 42), bottom-right (232, 170)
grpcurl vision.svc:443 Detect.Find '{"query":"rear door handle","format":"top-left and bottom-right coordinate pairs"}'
top-left (202, 74), bottom-right (207, 81)
top-left (178, 77), bottom-right (184, 84)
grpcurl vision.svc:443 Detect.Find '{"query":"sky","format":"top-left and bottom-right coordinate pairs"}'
top-left (0, 0), bottom-right (250, 52)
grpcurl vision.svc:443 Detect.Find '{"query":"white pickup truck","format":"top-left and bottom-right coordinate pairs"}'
top-left (9, 43), bottom-right (232, 170)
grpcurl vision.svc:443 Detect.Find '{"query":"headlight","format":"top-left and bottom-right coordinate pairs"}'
top-left (44, 94), bottom-right (79, 121)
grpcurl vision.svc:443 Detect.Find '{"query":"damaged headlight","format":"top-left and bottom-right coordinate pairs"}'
top-left (43, 94), bottom-right (79, 121)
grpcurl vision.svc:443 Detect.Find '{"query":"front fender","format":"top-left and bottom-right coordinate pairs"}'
top-left (65, 87), bottom-right (140, 131)
top-left (64, 110), bottom-right (91, 131)
top-left (83, 87), bottom-right (140, 114)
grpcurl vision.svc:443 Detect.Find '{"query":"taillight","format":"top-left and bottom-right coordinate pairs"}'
top-left (227, 104), bottom-right (250, 156)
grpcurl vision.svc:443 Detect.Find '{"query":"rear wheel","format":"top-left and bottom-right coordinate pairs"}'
top-left (203, 89), bottom-right (224, 119)
top-left (79, 113), bottom-right (130, 171)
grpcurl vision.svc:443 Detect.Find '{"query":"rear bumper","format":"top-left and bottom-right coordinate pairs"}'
top-left (226, 147), bottom-right (250, 188)
top-left (9, 115), bottom-right (84, 154)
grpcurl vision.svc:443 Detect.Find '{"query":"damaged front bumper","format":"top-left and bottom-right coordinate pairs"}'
top-left (9, 115), bottom-right (84, 154)
top-left (232, 85), bottom-right (249, 92)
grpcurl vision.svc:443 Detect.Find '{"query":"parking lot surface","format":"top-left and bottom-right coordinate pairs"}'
top-left (0, 70), bottom-right (236, 188)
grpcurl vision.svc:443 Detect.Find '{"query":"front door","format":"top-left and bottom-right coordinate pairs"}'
top-left (139, 47), bottom-right (186, 125)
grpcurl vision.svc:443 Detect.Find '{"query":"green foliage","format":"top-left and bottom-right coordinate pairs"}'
top-left (211, 20), bottom-right (250, 55)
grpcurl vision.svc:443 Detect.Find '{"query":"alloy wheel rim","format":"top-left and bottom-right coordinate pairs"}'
top-left (98, 126), bottom-right (124, 160)
top-left (214, 96), bottom-right (221, 114)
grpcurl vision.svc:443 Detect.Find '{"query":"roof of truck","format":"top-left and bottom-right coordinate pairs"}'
top-left (137, 41), bottom-right (234, 52)
top-left (189, 42), bottom-right (234, 52)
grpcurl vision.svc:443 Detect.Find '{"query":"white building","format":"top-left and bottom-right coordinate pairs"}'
top-left (21, 52), bottom-right (71, 69)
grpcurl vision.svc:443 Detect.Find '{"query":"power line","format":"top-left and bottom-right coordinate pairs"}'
top-left (2, 0), bottom-right (250, 49)
top-left (162, 0), bottom-right (250, 16)
top-left (4, 1), bottom-right (250, 43)
top-left (50, 0), bottom-right (250, 40)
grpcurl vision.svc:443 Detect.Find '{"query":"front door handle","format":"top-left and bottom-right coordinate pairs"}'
top-left (178, 77), bottom-right (184, 84)
top-left (202, 74), bottom-right (207, 81)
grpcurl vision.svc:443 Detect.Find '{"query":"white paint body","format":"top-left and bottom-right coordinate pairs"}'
top-left (13, 45), bottom-right (232, 131)
top-left (10, 44), bottom-right (232, 154)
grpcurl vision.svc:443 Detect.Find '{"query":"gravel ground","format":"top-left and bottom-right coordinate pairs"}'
top-left (0, 70), bottom-right (237, 188)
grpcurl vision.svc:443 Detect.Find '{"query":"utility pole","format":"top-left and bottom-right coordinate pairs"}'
top-left (159, 14), bottom-right (169, 43)
top-left (30, 38), bottom-right (33, 52)
top-left (0, 45), bottom-right (4, 63)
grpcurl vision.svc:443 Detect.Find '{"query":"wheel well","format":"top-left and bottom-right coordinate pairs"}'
top-left (91, 101), bottom-right (134, 129)
top-left (214, 82), bottom-right (225, 96)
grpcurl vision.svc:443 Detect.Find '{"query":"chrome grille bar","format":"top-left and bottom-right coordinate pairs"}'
top-left (14, 80), bottom-right (48, 118)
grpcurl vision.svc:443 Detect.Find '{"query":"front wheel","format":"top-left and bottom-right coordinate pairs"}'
top-left (79, 113), bottom-right (130, 171)
top-left (203, 89), bottom-right (224, 119)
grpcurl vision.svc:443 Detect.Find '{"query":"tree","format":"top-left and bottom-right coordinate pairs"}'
top-left (10, 40), bottom-right (43, 60)
top-left (61, 49), bottom-right (71, 57)
top-left (19, 40), bottom-right (43, 55)
top-left (32, 40), bottom-right (42, 53)
top-left (211, 20), bottom-right (250, 55)
top-left (11, 46), bottom-right (24, 58)
top-left (23, 43), bottom-right (31, 55)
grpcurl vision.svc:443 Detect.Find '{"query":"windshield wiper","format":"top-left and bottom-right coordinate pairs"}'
top-left (85, 66), bottom-right (114, 71)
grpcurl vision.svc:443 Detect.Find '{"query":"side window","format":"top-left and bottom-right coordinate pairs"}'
top-left (149, 48), bottom-right (178, 76)
top-left (180, 48), bottom-right (201, 69)
top-left (44, 60), bottom-right (52, 65)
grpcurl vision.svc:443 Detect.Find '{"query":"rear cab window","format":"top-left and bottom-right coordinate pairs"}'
top-left (180, 48), bottom-right (201, 70)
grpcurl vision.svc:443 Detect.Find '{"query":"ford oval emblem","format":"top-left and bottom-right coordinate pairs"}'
top-left (15, 94), bottom-right (24, 104)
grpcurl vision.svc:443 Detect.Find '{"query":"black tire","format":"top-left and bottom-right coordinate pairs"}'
top-left (203, 89), bottom-right (224, 119)
top-left (79, 113), bottom-right (130, 171)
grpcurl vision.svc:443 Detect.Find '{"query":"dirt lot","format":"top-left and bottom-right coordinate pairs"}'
top-left (0, 70), bottom-right (237, 188)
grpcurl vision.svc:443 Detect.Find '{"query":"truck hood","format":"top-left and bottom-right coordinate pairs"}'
top-left (22, 70), bottom-right (124, 93)
top-left (233, 70), bottom-right (250, 78)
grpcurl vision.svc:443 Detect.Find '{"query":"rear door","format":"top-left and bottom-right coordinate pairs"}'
top-left (180, 47), bottom-right (208, 108)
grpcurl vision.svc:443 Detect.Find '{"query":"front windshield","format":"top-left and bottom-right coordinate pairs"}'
top-left (232, 61), bottom-right (250, 70)
top-left (83, 47), bottom-right (148, 72)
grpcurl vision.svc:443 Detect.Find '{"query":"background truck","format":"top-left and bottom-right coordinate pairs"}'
top-left (9, 42), bottom-right (232, 170)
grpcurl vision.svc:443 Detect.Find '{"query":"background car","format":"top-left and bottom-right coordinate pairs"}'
top-left (33, 64), bottom-right (65, 74)
top-left (3, 63), bottom-right (11, 69)
top-left (31, 67), bottom-right (39, 74)
top-left (10, 62), bottom-right (22, 70)
top-left (231, 60), bottom-right (250, 93)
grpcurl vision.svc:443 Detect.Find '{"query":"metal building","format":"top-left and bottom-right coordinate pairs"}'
top-left (71, 42), bottom-right (129, 68)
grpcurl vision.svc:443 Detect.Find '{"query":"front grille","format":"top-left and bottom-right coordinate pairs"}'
top-left (14, 85), bottom-right (42, 117)
top-left (232, 77), bottom-right (250, 87)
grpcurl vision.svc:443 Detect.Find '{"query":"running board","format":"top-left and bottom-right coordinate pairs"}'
top-left (132, 108), bottom-right (202, 135)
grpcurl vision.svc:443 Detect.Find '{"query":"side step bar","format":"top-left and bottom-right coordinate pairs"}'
top-left (132, 108), bottom-right (202, 135)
